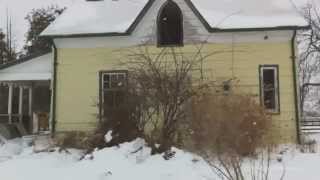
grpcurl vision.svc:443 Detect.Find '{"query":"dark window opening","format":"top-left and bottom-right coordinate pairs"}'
top-left (157, 0), bottom-right (183, 46)
top-left (0, 85), bottom-right (8, 115)
top-left (260, 66), bottom-right (279, 113)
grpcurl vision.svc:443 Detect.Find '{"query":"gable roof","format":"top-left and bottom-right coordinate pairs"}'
top-left (0, 52), bottom-right (52, 81)
top-left (187, 0), bottom-right (309, 32)
top-left (41, 0), bottom-right (309, 38)
top-left (41, 0), bottom-right (154, 37)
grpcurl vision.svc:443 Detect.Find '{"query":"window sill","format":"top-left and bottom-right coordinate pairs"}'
top-left (157, 43), bottom-right (184, 48)
top-left (266, 110), bottom-right (281, 115)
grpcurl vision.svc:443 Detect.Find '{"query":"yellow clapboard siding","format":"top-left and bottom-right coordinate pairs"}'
top-left (55, 41), bottom-right (298, 143)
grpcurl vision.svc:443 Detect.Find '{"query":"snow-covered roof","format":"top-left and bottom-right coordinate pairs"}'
top-left (0, 53), bottom-right (52, 81)
top-left (189, 0), bottom-right (308, 29)
top-left (41, 0), bottom-right (308, 37)
top-left (41, 0), bottom-right (150, 36)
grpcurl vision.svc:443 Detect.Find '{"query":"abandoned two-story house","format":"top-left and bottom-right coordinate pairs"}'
top-left (0, 0), bottom-right (309, 143)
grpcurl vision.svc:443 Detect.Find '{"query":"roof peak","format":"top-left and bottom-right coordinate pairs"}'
top-left (41, 0), bottom-right (308, 38)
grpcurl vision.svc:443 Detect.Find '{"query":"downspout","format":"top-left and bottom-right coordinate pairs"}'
top-left (291, 30), bottom-right (301, 144)
top-left (51, 42), bottom-right (58, 137)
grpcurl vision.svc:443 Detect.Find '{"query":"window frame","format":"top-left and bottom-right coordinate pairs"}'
top-left (157, 0), bottom-right (184, 47)
top-left (259, 65), bottom-right (280, 114)
top-left (99, 70), bottom-right (128, 121)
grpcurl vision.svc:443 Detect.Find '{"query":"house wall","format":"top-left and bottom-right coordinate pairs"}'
top-left (55, 40), bottom-right (298, 143)
top-left (52, 0), bottom-right (299, 143)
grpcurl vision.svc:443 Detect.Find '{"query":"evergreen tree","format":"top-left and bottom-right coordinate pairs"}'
top-left (24, 5), bottom-right (65, 56)
top-left (0, 30), bottom-right (6, 64)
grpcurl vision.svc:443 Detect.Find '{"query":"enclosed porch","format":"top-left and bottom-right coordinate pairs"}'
top-left (0, 53), bottom-right (52, 137)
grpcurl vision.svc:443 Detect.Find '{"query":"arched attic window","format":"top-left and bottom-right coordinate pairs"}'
top-left (157, 0), bottom-right (183, 46)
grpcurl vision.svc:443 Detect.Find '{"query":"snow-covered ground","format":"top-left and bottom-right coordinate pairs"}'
top-left (0, 135), bottom-right (320, 180)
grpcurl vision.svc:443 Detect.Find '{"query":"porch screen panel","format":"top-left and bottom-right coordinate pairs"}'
top-left (0, 85), bottom-right (8, 114)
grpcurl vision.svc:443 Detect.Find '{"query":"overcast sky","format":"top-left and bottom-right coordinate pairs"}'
top-left (0, 0), bottom-right (79, 51)
top-left (0, 0), bottom-right (314, 52)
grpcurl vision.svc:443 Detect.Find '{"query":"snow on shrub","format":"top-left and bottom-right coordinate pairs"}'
top-left (0, 135), bottom-right (7, 145)
top-left (105, 130), bottom-right (113, 143)
top-left (0, 138), bottom-right (23, 159)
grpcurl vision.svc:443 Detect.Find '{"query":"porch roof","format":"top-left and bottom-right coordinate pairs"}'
top-left (0, 53), bottom-right (53, 82)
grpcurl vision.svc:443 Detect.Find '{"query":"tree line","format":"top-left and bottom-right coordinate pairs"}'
top-left (0, 5), bottom-right (64, 64)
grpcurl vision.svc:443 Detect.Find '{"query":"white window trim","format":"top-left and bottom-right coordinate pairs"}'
top-left (99, 71), bottom-right (128, 119)
top-left (101, 72), bottom-right (127, 91)
top-left (260, 66), bottom-right (280, 114)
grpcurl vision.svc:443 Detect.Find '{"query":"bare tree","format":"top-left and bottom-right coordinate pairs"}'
top-left (120, 44), bottom-right (225, 153)
top-left (298, 4), bottom-right (320, 113)
top-left (23, 5), bottom-right (65, 56)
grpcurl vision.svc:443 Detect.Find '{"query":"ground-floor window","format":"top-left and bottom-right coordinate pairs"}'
top-left (99, 70), bottom-right (128, 118)
top-left (259, 65), bottom-right (280, 113)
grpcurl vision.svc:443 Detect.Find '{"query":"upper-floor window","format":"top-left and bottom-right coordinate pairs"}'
top-left (157, 0), bottom-right (183, 46)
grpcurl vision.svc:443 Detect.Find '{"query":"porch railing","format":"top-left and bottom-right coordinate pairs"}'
top-left (301, 117), bottom-right (320, 133)
top-left (0, 114), bottom-right (22, 124)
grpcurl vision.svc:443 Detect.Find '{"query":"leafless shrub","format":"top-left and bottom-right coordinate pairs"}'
top-left (249, 148), bottom-right (286, 180)
top-left (55, 131), bottom-right (88, 150)
top-left (299, 133), bottom-right (318, 153)
top-left (191, 92), bottom-right (272, 156)
top-left (203, 147), bottom-right (285, 180)
top-left (189, 91), bottom-right (287, 180)
top-left (121, 45), bottom-right (219, 153)
top-left (87, 94), bottom-right (143, 152)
